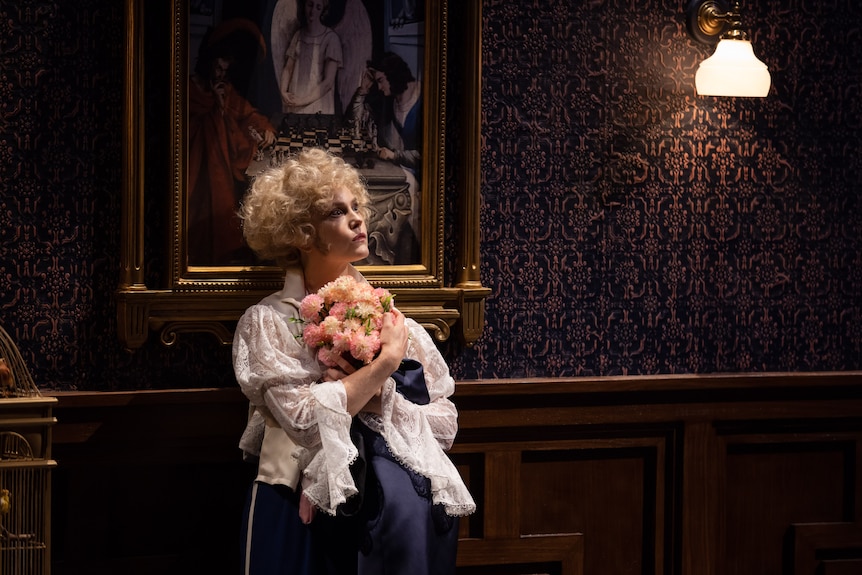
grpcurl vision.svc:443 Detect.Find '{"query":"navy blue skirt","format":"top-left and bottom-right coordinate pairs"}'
top-left (240, 424), bottom-right (459, 575)
top-left (240, 481), bottom-right (317, 575)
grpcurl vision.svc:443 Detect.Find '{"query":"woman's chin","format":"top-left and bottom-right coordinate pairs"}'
top-left (352, 246), bottom-right (370, 262)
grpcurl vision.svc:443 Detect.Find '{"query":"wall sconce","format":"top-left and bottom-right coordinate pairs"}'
top-left (686, 0), bottom-right (771, 97)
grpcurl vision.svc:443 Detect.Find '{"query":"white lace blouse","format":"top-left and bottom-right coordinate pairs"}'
top-left (233, 265), bottom-right (476, 517)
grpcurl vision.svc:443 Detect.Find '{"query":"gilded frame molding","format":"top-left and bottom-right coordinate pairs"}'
top-left (117, 0), bottom-right (488, 349)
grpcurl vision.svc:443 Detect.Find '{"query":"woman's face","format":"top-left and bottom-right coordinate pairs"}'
top-left (310, 188), bottom-right (368, 263)
top-left (304, 0), bottom-right (326, 24)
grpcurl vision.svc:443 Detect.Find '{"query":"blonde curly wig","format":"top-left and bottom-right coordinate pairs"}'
top-left (239, 148), bottom-right (370, 267)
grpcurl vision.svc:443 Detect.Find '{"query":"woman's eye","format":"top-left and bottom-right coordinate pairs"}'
top-left (329, 208), bottom-right (344, 217)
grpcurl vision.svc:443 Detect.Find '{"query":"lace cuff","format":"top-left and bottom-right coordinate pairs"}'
top-left (375, 378), bottom-right (477, 517)
top-left (299, 380), bottom-right (358, 515)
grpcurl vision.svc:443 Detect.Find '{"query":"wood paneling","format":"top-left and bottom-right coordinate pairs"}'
top-left (457, 534), bottom-right (584, 574)
top-left (47, 372), bottom-right (862, 574)
top-left (791, 522), bottom-right (862, 575)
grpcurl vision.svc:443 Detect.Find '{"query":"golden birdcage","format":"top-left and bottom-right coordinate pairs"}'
top-left (0, 323), bottom-right (41, 400)
top-left (0, 324), bottom-right (57, 575)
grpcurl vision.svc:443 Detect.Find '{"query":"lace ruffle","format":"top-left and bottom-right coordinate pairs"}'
top-left (299, 381), bottom-right (359, 515)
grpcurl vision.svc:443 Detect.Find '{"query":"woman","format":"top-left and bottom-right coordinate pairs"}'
top-left (233, 148), bottom-right (474, 574)
top-left (279, 0), bottom-right (343, 115)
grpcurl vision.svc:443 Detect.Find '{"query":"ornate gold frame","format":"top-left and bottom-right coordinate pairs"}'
top-left (117, 0), bottom-right (488, 349)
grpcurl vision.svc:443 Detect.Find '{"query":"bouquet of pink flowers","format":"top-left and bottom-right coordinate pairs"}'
top-left (297, 275), bottom-right (395, 368)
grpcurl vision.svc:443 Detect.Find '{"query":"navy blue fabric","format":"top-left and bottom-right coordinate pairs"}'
top-left (391, 359), bottom-right (430, 405)
top-left (313, 421), bottom-right (460, 575)
top-left (358, 424), bottom-right (459, 575)
top-left (241, 360), bottom-right (458, 574)
top-left (240, 482), bottom-right (316, 575)
top-left (338, 358), bottom-right (430, 518)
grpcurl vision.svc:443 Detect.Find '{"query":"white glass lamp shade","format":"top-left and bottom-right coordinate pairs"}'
top-left (695, 39), bottom-right (771, 97)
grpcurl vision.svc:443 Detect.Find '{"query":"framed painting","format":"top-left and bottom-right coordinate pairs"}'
top-left (117, 0), bottom-right (488, 349)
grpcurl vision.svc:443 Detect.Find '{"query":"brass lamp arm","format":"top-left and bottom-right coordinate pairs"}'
top-left (687, 0), bottom-right (749, 44)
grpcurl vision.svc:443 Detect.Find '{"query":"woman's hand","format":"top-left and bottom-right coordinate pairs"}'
top-left (321, 359), bottom-right (355, 382)
top-left (299, 492), bottom-right (317, 524)
top-left (378, 308), bottom-right (409, 369)
top-left (282, 91), bottom-right (299, 108)
top-left (358, 67), bottom-right (375, 95)
top-left (377, 147), bottom-right (396, 161)
top-left (355, 310), bottom-right (407, 414)
top-left (339, 309), bottom-right (408, 416)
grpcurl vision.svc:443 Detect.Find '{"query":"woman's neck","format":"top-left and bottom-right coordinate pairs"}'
top-left (306, 19), bottom-right (326, 36)
top-left (302, 261), bottom-right (350, 294)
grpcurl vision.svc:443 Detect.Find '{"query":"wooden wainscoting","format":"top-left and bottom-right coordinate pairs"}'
top-left (48, 372), bottom-right (862, 575)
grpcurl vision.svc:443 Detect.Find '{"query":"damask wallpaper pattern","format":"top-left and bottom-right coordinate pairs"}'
top-left (0, 0), bottom-right (859, 390)
top-left (456, 0), bottom-right (861, 377)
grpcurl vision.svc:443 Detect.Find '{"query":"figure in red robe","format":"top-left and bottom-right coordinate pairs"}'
top-left (188, 20), bottom-right (276, 266)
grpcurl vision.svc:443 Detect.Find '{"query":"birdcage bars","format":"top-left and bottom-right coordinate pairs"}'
top-left (0, 460), bottom-right (52, 575)
top-left (0, 324), bottom-right (41, 399)
top-left (0, 324), bottom-right (57, 575)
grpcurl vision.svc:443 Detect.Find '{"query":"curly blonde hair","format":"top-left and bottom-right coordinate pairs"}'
top-left (239, 148), bottom-right (370, 267)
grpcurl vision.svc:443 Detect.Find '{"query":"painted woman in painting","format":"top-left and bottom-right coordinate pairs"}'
top-left (272, 0), bottom-right (371, 118)
top-left (279, 0), bottom-right (343, 115)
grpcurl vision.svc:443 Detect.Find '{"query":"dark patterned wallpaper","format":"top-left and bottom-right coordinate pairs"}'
top-left (454, 0), bottom-right (862, 378)
top-left (0, 1), bottom-right (860, 391)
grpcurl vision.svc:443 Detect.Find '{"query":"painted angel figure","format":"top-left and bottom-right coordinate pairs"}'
top-left (271, 0), bottom-right (371, 116)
